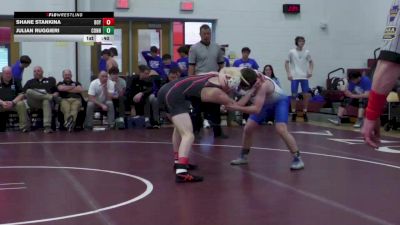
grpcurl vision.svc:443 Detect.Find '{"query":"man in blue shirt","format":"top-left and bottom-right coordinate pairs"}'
top-left (142, 46), bottom-right (164, 78)
top-left (98, 49), bottom-right (110, 72)
top-left (329, 71), bottom-right (371, 128)
top-left (11, 55), bottom-right (31, 81)
top-left (177, 46), bottom-right (189, 77)
top-left (221, 47), bottom-right (230, 67)
top-left (232, 47), bottom-right (259, 70)
top-left (162, 54), bottom-right (179, 80)
top-left (167, 67), bottom-right (182, 82)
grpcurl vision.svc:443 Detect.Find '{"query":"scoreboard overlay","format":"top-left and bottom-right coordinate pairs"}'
top-left (14, 12), bottom-right (114, 42)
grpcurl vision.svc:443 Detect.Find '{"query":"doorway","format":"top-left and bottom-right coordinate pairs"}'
top-left (91, 21), bottom-right (129, 76)
top-left (131, 22), bottom-right (170, 74)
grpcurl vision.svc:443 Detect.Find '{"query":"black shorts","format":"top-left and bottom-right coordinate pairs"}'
top-left (158, 82), bottom-right (191, 117)
top-left (341, 97), bottom-right (368, 108)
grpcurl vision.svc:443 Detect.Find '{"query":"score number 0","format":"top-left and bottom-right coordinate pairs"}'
top-left (102, 18), bottom-right (115, 26)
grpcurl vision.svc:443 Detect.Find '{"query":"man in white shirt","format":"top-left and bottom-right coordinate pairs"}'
top-left (285, 36), bottom-right (314, 122)
top-left (85, 70), bottom-right (115, 130)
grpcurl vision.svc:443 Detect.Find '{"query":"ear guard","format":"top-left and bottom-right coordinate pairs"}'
top-left (226, 73), bottom-right (250, 90)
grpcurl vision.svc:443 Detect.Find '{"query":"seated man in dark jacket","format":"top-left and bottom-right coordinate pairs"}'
top-left (0, 66), bottom-right (30, 132)
top-left (23, 66), bottom-right (58, 133)
top-left (126, 65), bottom-right (161, 128)
top-left (57, 69), bottom-right (84, 132)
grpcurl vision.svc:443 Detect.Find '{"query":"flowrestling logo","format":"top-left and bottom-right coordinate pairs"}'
top-left (383, 26), bottom-right (397, 40)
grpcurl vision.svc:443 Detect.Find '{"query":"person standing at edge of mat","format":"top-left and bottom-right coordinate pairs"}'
top-left (285, 36), bottom-right (314, 122)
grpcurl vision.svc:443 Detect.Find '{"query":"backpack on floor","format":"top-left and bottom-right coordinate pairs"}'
top-left (115, 117), bottom-right (126, 129)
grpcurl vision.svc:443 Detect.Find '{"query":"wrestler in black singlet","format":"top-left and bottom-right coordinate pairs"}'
top-left (158, 73), bottom-right (223, 116)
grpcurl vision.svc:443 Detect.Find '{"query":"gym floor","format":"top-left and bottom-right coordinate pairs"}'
top-left (0, 122), bottom-right (399, 225)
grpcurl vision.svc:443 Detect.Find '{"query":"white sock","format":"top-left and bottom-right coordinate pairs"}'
top-left (176, 168), bottom-right (187, 174)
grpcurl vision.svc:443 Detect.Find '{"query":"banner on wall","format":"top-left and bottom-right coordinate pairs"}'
top-left (0, 27), bottom-right (11, 44)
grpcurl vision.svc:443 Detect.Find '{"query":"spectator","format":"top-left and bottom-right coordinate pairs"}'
top-left (162, 54), bottom-right (179, 81)
top-left (177, 45), bottom-right (189, 77)
top-left (109, 47), bottom-right (118, 58)
top-left (85, 71), bottom-right (115, 130)
top-left (108, 66), bottom-right (126, 119)
top-left (142, 46), bottom-right (164, 78)
top-left (11, 55), bottom-right (31, 81)
top-left (106, 48), bottom-right (118, 71)
top-left (57, 69), bottom-right (83, 132)
top-left (221, 47), bottom-right (230, 67)
top-left (285, 36), bottom-right (314, 122)
top-left (126, 65), bottom-right (161, 128)
top-left (329, 71), bottom-right (371, 128)
top-left (0, 66), bottom-right (30, 132)
top-left (98, 49), bottom-right (110, 72)
top-left (23, 66), bottom-right (58, 133)
top-left (167, 67), bottom-right (182, 82)
top-left (263, 65), bottom-right (281, 87)
top-left (232, 47), bottom-right (259, 70)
